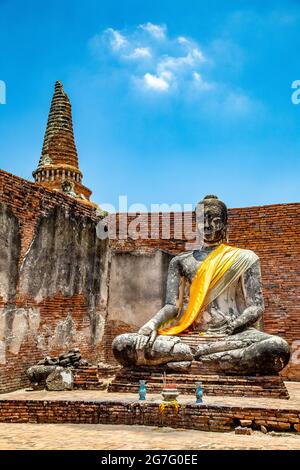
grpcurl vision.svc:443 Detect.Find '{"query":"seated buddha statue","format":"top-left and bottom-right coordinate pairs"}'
top-left (112, 195), bottom-right (290, 375)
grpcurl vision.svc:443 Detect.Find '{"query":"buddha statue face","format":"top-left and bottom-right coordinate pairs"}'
top-left (197, 195), bottom-right (228, 245)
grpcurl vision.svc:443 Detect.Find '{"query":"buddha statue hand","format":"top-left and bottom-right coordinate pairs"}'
top-left (222, 305), bottom-right (263, 336)
top-left (137, 319), bottom-right (158, 349)
top-left (224, 321), bottom-right (237, 336)
top-left (137, 304), bottom-right (178, 350)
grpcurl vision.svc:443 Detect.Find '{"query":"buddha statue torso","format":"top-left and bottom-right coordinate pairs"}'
top-left (191, 278), bottom-right (244, 335)
top-left (176, 250), bottom-right (247, 336)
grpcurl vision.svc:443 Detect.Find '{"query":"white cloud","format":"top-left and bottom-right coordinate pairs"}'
top-left (192, 48), bottom-right (206, 62)
top-left (143, 72), bottom-right (170, 92)
top-left (157, 48), bottom-right (206, 74)
top-left (106, 28), bottom-right (128, 51)
top-left (92, 22), bottom-right (258, 117)
top-left (193, 71), bottom-right (201, 81)
top-left (193, 72), bottom-right (213, 91)
top-left (97, 23), bottom-right (210, 94)
top-left (126, 47), bottom-right (152, 60)
top-left (140, 22), bottom-right (166, 40)
top-left (177, 36), bottom-right (189, 44)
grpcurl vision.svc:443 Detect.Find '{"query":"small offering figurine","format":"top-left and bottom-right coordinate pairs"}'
top-left (139, 380), bottom-right (146, 401)
top-left (196, 381), bottom-right (203, 404)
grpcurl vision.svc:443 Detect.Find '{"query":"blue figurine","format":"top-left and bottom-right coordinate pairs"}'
top-left (139, 380), bottom-right (146, 401)
top-left (196, 381), bottom-right (203, 404)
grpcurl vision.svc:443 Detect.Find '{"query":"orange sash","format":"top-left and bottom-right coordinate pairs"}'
top-left (158, 244), bottom-right (242, 336)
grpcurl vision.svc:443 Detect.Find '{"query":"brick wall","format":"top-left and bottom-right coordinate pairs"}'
top-left (0, 398), bottom-right (299, 433)
top-left (0, 169), bottom-right (108, 392)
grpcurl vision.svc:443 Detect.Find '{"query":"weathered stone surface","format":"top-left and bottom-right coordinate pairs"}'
top-left (26, 365), bottom-right (57, 389)
top-left (235, 427), bottom-right (253, 435)
top-left (166, 361), bottom-right (192, 371)
top-left (97, 361), bottom-right (118, 371)
top-left (112, 333), bottom-right (193, 367)
top-left (0, 203), bottom-right (20, 304)
top-left (105, 250), bottom-right (172, 363)
top-left (46, 367), bottom-right (74, 391)
top-left (19, 207), bottom-right (106, 305)
top-left (194, 329), bottom-right (290, 375)
top-left (26, 349), bottom-right (90, 390)
top-left (39, 357), bottom-right (59, 366)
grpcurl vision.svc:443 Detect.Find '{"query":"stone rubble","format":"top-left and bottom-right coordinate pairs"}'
top-left (26, 349), bottom-right (90, 391)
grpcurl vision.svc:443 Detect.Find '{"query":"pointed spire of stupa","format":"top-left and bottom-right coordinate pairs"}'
top-left (37, 80), bottom-right (79, 169)
top-left (33, 81), bottom-right (93, 203)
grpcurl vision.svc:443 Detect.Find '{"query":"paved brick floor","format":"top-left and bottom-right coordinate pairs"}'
top-left (0, 382), bottom-right (300, 450)
top-left (0, 423), bottom-right (300, 450)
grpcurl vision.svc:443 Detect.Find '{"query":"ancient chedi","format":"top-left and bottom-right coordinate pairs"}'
top-left (32, 81), bottom-right (94, 205)
top-left (112, 195), bottom-right (290, 376)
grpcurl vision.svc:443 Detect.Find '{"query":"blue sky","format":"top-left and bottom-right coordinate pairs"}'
top-left (0, 0), bottom-right (299, 210)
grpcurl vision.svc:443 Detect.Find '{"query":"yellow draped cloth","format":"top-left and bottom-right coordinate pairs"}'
top-left (158, 243), bottom-right (245, 336)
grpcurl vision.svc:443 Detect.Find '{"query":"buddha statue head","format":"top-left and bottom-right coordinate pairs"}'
top-left (196, 195), bottom-right (228, 246)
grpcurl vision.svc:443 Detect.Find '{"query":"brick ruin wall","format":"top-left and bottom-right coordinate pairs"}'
top-left (0, 170), bottom-right (109, 392)
top-left (0, 398), bottom-right (299, 433)
top-left (0, 169), bottom-right (299, 391)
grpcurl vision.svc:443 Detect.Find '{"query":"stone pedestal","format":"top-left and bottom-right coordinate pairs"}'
top-left (108, 363), bottom-right (289, 399)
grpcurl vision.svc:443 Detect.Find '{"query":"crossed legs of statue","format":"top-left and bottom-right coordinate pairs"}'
top-left (194, 329), bottom-right (290, 375)
top-left (112, 329), bottom-right (290, 375)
